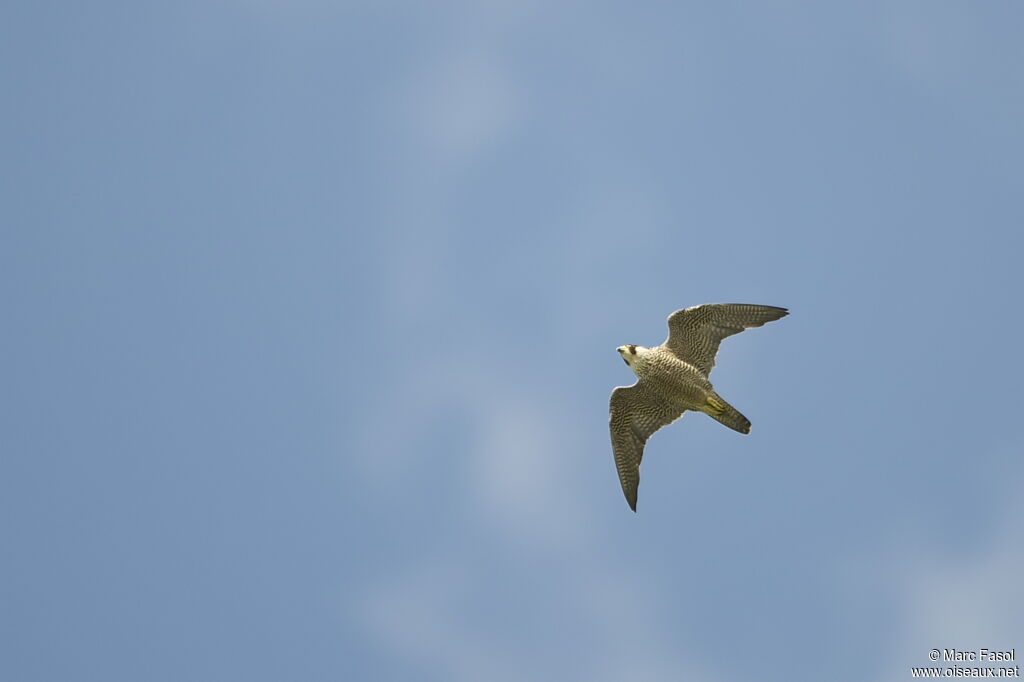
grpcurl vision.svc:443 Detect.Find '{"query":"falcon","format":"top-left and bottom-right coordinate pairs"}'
top-left (610, 303), bottom-right (788, 511)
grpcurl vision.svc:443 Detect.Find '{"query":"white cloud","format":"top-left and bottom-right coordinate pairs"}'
top-left (470, 396), bottom-right (590, 548)
top-left (406, 52), bottom-right (526, 164)
top-left (855, 440), bottom-right (1024, 681)
top-left (897, 498), bottom-right (1024, 649)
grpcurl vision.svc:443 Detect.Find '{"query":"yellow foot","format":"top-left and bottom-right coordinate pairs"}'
top-left (705, 396), bottom-right (726, 415)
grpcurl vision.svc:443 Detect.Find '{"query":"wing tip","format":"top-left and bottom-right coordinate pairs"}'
top-left (755, 304), bottom-right (787, 318)
top-left (624, 485), bottom-right (638, 512)
top-left (758, 305), bottom-right (789, 323)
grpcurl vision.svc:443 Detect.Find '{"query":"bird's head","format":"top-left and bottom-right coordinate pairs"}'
top-left (616, 344), bottom-right (641, 368)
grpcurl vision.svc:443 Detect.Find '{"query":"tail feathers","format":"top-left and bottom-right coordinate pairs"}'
top-left (705, 394), bottom-right (751, 434)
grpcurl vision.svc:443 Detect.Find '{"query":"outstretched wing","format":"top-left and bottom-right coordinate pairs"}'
top-left (664, 303), bottom-right (788, 376)
top-left (609, 383), bottom-right (685, 512)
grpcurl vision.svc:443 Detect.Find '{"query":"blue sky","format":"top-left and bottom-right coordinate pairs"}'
top-left (3, 2), bottom-right (1023, 681)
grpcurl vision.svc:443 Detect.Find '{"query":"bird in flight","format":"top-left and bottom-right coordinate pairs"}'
top-left (609, 303), bottom-right (788, 511)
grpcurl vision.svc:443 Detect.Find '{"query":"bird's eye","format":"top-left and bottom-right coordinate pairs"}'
top-left (629, 345), bottom-right (636, 355)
